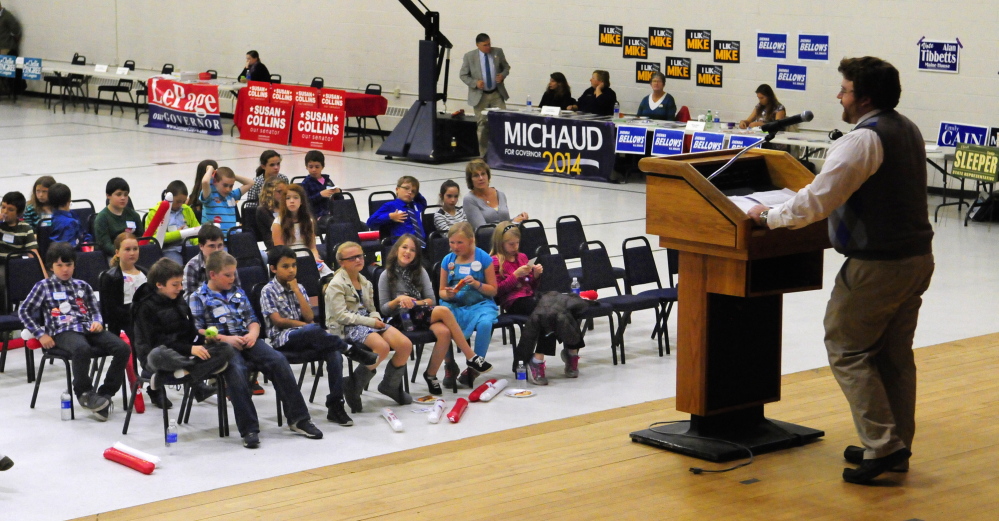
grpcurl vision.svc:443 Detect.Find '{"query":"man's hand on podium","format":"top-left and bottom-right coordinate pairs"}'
top-left (747, 204), bottom-right (769, 227)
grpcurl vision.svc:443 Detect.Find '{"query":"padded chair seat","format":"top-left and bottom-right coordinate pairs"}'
top-left (598, 294), bottom-right (661, 312)
top-left (577, 301), bottom-right (614, 319)
top-left (282, 349), bottom-right (325, 365)
top-left (638, 287), bottom-right (678, 301)
top-left (495, 314), bottom-right (528, 328)
top-left (402, 329), bottom-right (437, 344)
top-left (568, 266), bottom-right (624, 281)
top-left (0, 314), bottom-right (23, 331)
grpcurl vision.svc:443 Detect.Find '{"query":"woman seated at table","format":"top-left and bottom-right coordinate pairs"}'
top-left (738, 84), bottom-right (786, 129)
top-left (238, 50), bottom-right (270, 83)
top-left (538, 72), bottom-right (575, 110)
top-left (569, 70), bottom-right (616, 116)
top-left (636, 72), bottom-right (676, 121)
top-left (462, 159), bottom-right (528, 231)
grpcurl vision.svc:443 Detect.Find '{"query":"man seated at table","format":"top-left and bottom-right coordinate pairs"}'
top-left (238, 50), bottom-right (270, 83)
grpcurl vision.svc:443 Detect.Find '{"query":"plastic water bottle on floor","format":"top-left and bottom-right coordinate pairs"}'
top-left (613, 102), bottom-right (621, 119)
top-left (570, 277), bottom-right (581, 296)
top-left (60, 391), bottom-right (72, 421)
top-left (515, 361), bottom-right (527, 385)
top-left (166, 420), bottom-right (178, 453)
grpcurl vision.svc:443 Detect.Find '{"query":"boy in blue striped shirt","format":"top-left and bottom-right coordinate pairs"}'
top-left (199, 165), bottom-right (252, 233)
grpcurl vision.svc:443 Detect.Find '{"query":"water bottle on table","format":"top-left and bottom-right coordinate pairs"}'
top-left (526, 94), bottom-right (532, 111)
top-left (706, 109), bottom-right (713, 129)
top-left (613, 102), bottom-right (620, 119)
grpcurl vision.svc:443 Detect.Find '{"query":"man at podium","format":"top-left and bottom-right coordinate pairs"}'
top-left (748, 56), bottom-right (934, 485)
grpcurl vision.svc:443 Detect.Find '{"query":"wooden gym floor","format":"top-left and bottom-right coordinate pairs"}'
top-left (74, 333), bottom-right (999, 521)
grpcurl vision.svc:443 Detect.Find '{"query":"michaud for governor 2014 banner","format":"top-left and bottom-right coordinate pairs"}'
top-left (146, 77), bottom-right (222, 136)
top-left (486, 111), bottom-right (617, 182)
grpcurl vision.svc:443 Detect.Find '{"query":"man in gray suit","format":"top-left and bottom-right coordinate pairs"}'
top-left (459, 33), bottom-right (510, 156)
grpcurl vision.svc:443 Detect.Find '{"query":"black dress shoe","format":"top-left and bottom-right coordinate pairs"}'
top-left (192, 381), bottom-right (218, 403)
top-left (844, 445), bottom-right (908, 472)
top-left (843, 448), bottom-right (911, 484)
top-left (344, 345), bottom-right (379, 366)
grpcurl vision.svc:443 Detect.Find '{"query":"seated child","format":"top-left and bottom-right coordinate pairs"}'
top-left (182, 225), bottom-right (239, 299)
top-left (245, 150), bottom-right (288, 204)
top-left (199, 165), bottom-right (252, 234)
top-left (47, 183), bottom-right (81, 248)
top-left (261, 246), bottom-right (377, 426)
top-left (17, 242), bottom-right (131, 421)
top-left (23, 176), bottom-right (56, 227)
top-left (188, 250), bottom-right (323, 447)
top-left (366, 176), bottom-right (428, 245)
top-left (146, 180), bottom-right (201, 265)
top-left (300, 150), bottom-right (340, 217)
top-left (433, 180), bottom-right (467, 235)
top-left (1, 191), bottom-right (45, 297)
top-left (100, 232), bottom-right (146, 344)
top-left (131, 258), bottom-right (233, 411)
top-left (94, 177), bottom-right (144, 257)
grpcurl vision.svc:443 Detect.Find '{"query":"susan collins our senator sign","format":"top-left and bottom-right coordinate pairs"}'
top-left (486, 112), bottom-right (617, 182)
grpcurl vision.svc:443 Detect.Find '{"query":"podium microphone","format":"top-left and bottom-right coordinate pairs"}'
top-left (760, 111), bottom-right (814, 133)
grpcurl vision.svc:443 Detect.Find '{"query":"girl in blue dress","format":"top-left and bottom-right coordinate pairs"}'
top-left (438, 222), bottom-right (498, 388)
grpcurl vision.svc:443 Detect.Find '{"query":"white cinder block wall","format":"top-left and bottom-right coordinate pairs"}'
top-left (6, 0), bottom-right (998, 139)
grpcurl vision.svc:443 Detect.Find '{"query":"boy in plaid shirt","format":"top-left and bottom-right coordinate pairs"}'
top-left (188, 250), bottom-right (322, 447)
top-left (260, 247), bottom-right (376, 427)
top-left (18, 242), bottom-right (130, 421)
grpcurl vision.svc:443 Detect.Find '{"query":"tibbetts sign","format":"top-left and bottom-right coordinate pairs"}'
top-left (486, 112), bottom-right (617, 182)
top-left (146, 78), bottom-right (222, 135)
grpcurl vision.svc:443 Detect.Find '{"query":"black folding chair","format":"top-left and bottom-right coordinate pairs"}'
top-left (236, 265), bottom-right (268, 295)
top-left (0, 253), bottom-right (46, 381)
top-left (535, 245), bottom-right (616, 353)
top-left (73, 249), bottom-right (109, 290)
top-left (622, 237), bottom-right (678, 356)
top-left (136, 238), bottom-right (164, 271)
top-left (475, 224), bottom-right (496, 253)
top-left (310, 77), bottom-right (324, 89)
top-left (227, 229), bottom-right (264, 269)
top-left (580, 241), bottom-right (663, 364)
top-left (367, 191), bottom-right (397, 220)
top-left (556, 214), bottom-right (624, 287)
top-left (422, 205), bottom-right (441, 237)
top-left (518, 219), bottom-right (549, 259)
top-left (94, 60), bottom-right (135, 116)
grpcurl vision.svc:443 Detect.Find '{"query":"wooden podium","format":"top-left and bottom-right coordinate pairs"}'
top-left (630, 148), bottom-right (830, 462)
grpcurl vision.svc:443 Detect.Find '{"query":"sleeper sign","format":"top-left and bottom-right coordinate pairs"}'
top-left (622, 37), bottom-right (648, 59)
top-left (598, 25), bottom-right (623, 47)
top-left (664, 57), bottom-right (691, 80)
top-left (649, 27), bottom-right (673, 50)
top-left (685, 30), bottom-right (711, 52)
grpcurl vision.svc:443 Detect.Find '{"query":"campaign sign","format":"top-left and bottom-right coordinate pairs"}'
top-left (649, 27), bottom-right (673, 50)
top-left (714, 40), bottom-right (740, 63)
top-left (293, 86), bottom-right (319, 108)
top-left (0, 55), bottom-right (14, 78)
top-left (636, 62), bottom-right (660, 84)
top-left (729, 134), bottom-right (764, 149)
top-left (918, 40), bottom-right (959, 73)
top-left (776, 64), bottom-right (807, 91)
top-left (951, 143), bottom-right (999, 182)
top-left (319, 88), bottom-right (346, 110)
top-left (651, 128), bottom-right (685, 156)
top-left (623, 37), bottom-right (648, 59)
top-left (291, 106), bottom-right (345, 152)
top-left (757, 33), bottom-right (787, 59)
top-left (664, 57), bottom-right (691, 80)
top-left (270, 84), bottom-right (296, 106)
top-left (690, 132), bottom-right (726, 152)
top-left (615, 125), bottom-right (648, 154)
top-left (486, 111), bottom-right (618, 182)
top-left (599, 24), bottom-right (623, 47)
top-left (798, 35), bottom-right (829, 61)
top-left (22, 58), bottom-right (42, 80)
top-left (146, 78), bottom-right (222, 136)
top-left (696, 65), bottom-right (723, 88)
top-left (240, 100), bottom-right (292, 144)
top-left (685, 30), bottom-right (711, 52)
top-left (937, 121), bottom-right (988, 147)
top-left (245, 81), bottom-right (271, 103)
top-left (989, 127), bottom-right (999, 147)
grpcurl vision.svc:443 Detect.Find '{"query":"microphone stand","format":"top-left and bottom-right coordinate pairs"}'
top-left (706, 130), bottom-right (778, 182)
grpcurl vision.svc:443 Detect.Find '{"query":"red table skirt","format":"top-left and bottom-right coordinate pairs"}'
top-left (233, 88), bottom-right (387, 128)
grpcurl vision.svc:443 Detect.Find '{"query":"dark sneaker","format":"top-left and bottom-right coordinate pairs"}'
top-left (528, 361), bottom-right (548, 385)
top-left (561, 350), bottom-right (580, 378)
top-left (249, 379), bottom-right (265, 396)
top-left (466, 355), bottom-right (492, 373)
top-left (147, 386), bottom-right (173, 410)
top-left (0, 456), bottom-right (12, 471)
top-left (457, 368), bottom-right (479, 389)
top-left (344, 345), bottom-right (379, 366)
top-left (327, 400), bottom-right (354, 427)
top-left (93, 396), bottom-right (114, 422)
top-left (291, 419), bottom-right (324, 439)
top-left (243, 432), bottom-right (260, 449)
top-left (193, 381), bottom-right (217, 403)
top-left (423, 372), bottom-right (443, 395)
top-left (78, 391), bottom-right (110, 412)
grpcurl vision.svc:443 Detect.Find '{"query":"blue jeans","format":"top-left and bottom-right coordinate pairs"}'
top-left (281, 324), bottom-right (346, 405)
top-left (226, 339), bottom-right (311, 435)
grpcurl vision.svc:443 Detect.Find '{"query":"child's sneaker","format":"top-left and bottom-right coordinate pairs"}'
top-left (561, 350), bottom-right (580, 378)
top-left (466, 355), bottom-right (492, 373)
top-left (291, 419), bottom-right (324, 439)
top-left (528, 360), bottom-right (548, 385)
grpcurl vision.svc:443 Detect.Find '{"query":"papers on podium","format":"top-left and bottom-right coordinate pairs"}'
top-left (728, 188), bottom-right (796, 213)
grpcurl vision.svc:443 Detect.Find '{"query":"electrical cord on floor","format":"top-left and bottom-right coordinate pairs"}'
top-left (647, 420), bottom-right (754, 474)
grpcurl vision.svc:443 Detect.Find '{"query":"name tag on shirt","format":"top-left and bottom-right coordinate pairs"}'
top-left (212, 306), bottom-right (228, 318)
top-left (2, 233), bottom-right (13, 243)
top-left (125, 221), bottom-right (136, 231)
top-left (53, 291), bottom-right (68, 300)
top-left (227, 199), bottom-right (236, 207)
top-left (458, 266), bottom-right (471, 275)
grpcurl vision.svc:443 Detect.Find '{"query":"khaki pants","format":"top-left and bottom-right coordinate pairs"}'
top-left (473, 90), bottom-right (506, 156)
top-left (824, 253), bottom-right (934, 459)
